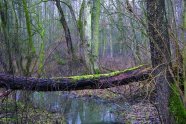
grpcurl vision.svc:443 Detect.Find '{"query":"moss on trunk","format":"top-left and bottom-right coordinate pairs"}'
top-left (57, 64), bottom-right (145, 81)
top-left (0, 65), bottom-right (150, 91)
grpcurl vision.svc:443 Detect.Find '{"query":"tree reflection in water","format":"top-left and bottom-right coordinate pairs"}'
top-left (30, 92), bottom-right (120, 123)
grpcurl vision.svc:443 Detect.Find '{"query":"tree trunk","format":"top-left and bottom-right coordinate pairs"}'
top-left (147, 0), bottom-right (173, 123)
top-left (22, 0), bottom-right (36, 76)
top-left (90, 0), bottom-right (101, 74)
top-left (183, 0), bottom-right (186, 107)
top-left (78, 0), bottom-right (101, 74)
top-left (0, 65), bottom-right (150, 91)
top-left (55, 0), bottom-right (74, 59)
top-left (0, 0), bottom-right (13, 73)
top-left (80, 0), bottom-right (92, 73)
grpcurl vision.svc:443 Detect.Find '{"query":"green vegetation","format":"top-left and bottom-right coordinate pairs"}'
top-left (61, 64), bottom-right (144, 81)
top-left (169, 84), bottom-right (186, 124)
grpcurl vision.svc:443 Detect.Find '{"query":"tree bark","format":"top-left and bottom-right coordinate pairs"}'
top-left (147, 0), bottom-right (173, 123)
top-left (55, 0), bottom-right (74, 59)
top-left (0, 65), bottom-right (150, 91)
top-left (183, 0), bottom-right (186, 107)
top-left (90, 0), bottom-right (101, 74)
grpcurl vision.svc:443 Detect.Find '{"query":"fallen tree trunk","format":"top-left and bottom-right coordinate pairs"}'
top-left (0, 65), bottom-right (151, 91)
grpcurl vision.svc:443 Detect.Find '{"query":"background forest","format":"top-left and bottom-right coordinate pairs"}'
top-left (0, 0), bottom-right (186, 124)
top-left (0, 0), bottom-right (151, 76)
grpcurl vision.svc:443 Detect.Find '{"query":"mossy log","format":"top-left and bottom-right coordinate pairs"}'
top-left (0, 65), bottom-right (151, 91)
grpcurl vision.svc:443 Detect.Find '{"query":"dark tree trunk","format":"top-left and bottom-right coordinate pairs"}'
top-left (0, 66), bottom-right (150, 91)
top-left (147, 0), bottom-right (173, 123)
top-left (0, 0), bottom-right (13, 74)
top-left (55, 0), bottom-right (74, 59)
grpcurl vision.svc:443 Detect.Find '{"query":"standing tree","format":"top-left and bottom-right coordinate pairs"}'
top-left (77, 0), bottom-right (101, 74)
top-left (77, 0), bottom-right (92, 73)
top-left (22, 0), bottom-right (36, 76)
top-left (90, 0), bottom-right (101, 74)
top-left (55, 0), bottom-right (74, 60)
top-left (183, 0), bottom-right (186, 105)
top-left (0, 0), bottom-right (13, 74)
top-left (147, 0), bottom-right (173, 123)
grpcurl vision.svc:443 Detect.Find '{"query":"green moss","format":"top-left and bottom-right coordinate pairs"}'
top-left (169, 84), bottom-right (186, 124)
top-left (53, 65), bottom-right (144, 81)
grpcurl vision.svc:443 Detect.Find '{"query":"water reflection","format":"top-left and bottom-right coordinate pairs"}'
top-left (28, 92), bottom-right (119, 124)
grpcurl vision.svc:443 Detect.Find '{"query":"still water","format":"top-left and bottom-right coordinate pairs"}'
top-left (27, 92), bottom-right (124, 124)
